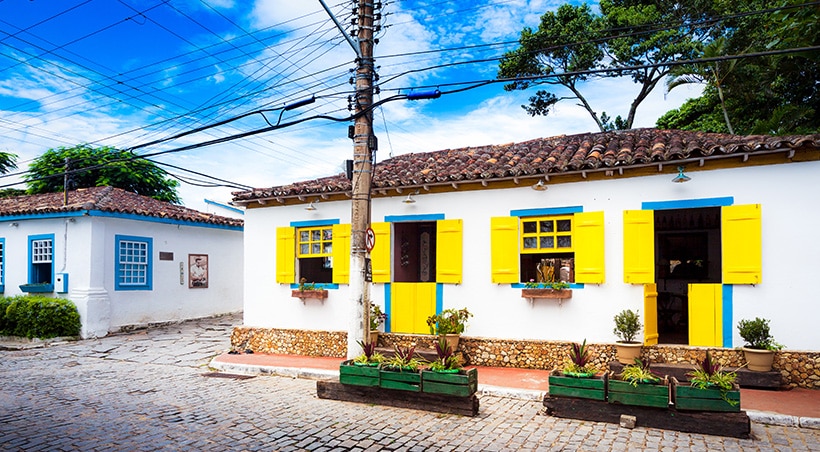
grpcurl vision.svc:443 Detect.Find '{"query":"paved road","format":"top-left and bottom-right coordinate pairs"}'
top-left (1, 314), bottom-right (818, 451)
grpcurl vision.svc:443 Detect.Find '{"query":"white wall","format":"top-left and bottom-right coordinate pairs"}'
top-left (242, 160), bottom-right (820, 350)
top-left (1, 215), bottom-right (243, 337)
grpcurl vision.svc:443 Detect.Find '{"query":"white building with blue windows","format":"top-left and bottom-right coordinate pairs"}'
top-left (0, 186), bottom-right (243, 338)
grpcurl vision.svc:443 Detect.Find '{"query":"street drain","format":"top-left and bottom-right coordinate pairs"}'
top-left (202, 372), bottom-right (255, 380)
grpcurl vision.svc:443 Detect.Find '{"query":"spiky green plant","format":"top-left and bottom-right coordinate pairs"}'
top-left (562, 339), bottom-right (596, 375)
top-left (429, 336), bottom-right (462, 371)
top-left (620, 358), bottom-right (661, 386)
top-left (352, 340), bottom-right (384, 365)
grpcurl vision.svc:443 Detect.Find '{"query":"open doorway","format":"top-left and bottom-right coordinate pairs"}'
top-left (392, 222), bottom-right (437, 282)
top-left (654, 208), bottom-right (722, 344)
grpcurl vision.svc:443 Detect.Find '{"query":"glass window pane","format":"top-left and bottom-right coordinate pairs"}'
top-left (324, 244), bottom-right (332, 254)
top-left (300, 244), bottom-right (309, 254)
top-left (557, 235), bottom-right (572, 248)
top-left (540, 220), bottom-right (553, 233)
top-left (312, 244), bottom-right (321, 254)
top-left (557, 219), bottom-right (572, 232)
top-left (323, 229), bottom-right (332, 240)
top-left (300, 231), bottom-right (309, 241)
top-left (540, 236), bottom-right (554, 249)
top-left (311, 230), bottom-right (321, 240)
top-left (523, 237), bottom-right (537, 249)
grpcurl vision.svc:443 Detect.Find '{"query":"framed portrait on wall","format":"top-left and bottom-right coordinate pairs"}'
top-left (188, 254), bottom-right (209, 288)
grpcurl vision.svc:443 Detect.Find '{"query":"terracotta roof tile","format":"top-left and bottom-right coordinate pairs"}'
top-left (0, 186), bottom-right (243, 227)
top-left (232, 128), bottom-right (820, 202)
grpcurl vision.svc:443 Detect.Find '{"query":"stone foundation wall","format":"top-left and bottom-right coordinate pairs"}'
top-left (232, 327), bottom-right (820, 389)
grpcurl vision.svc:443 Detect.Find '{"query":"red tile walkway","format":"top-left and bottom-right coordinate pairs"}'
top-left (212, 353), bottom-right (820, 421)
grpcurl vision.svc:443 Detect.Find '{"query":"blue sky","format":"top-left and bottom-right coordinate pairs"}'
top-left (0, 0), bottom-right (700, 212)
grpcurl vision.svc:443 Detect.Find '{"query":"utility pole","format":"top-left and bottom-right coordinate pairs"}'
top-left (347, 0), bottom-right (378, 359)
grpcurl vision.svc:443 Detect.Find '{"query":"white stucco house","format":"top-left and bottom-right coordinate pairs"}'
top-left (232, 128), bottom-right (820, 352)
top-left (0, 186), bottom-right (244, 338)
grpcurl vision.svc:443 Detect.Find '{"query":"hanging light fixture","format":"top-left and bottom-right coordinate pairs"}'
top-left (672, 166), bottom-right (691, 183)
top-left (531, 180), bottom-right (548, 191)
top-left (402, 190), bottom-right (420, 204)
top-left (305, 199), bottom-right (319, 210)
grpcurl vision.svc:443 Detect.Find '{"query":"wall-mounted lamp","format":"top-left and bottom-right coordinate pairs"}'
top-left (305, 199), bottom-right (319, 211)
top-left (402, 190), bottom-right (420, 204)
top-left (531, 180), bottom-right (548, 191)
top-left (9, 222), bottom-right (18, 228)
top-left (672, 166), bottom-right (691, 183)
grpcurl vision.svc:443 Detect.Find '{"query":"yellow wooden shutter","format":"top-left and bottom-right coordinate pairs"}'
top-left (722, 204), bottom-right (762, 284)
top-left (370, 222), bottom-right (391, 283)
top-left (688, 283), bottom-right (722, 347)
top-left (623, 210), bottom-right (654, 284)
top-left (436, 219), bottom-right (463, 284)
top-left (574, 211), bottom-right (605, 284)
top-left (490, 216), bottom-right (519, 284)
top-left (331, 223), bottom-right (351, 284)
top-left (643, 283), bottom-right (659, 346)
top-left (275, 226), bottom-right (295, 284)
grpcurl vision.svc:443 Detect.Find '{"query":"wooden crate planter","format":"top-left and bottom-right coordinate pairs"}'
top-left (548, 370), bottom-right (607, 401)
top-left (339, 360), bottom-right (379, 387)
top-left (421, 368), bottom-right (478, 397)
top-left (291, 290), bottom-right (328, 300)
top-left (521, 289), bottom-right (572, 299)
top-left (608, 377), bottom-right (670, 409)
top-left (379, 368), bottom-right (422, 392)
top-left (671, 377), bottom-right (741, 412)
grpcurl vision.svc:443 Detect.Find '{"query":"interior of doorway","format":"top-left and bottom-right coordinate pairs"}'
top-left (654, 207), bottom-right (722, 344)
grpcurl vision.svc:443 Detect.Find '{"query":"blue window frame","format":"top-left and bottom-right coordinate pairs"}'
top-left (28, 234), bottom-right (54, 285)
top-left (115, 235), bottom-right (153, 290)
top-left (0, 237), bottom-right (5, 292)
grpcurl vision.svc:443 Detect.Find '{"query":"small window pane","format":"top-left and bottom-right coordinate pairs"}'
top-left (540, 220), bottom-right (553, 233)
top-left (311, 230), bottom-right (321, 240)
top-left (557, 219), bottom-right (572, 232)
top-left (300, 244), bottom-right (309, 254)
top-left (322, 229), bottom-right (332, 240)
top-left (300, 231), bottom-right (309, 241)
top-left (557, 235), bottom-right (572, 248)
top-left (523, 237), bottom-right (537, 249)
top-left (323, 244), bottom-right (332, 254)
top-left (540, 237), bottom-right (554, 249)
top-left (522, 221), bottom-right (536, 234)
top-left (312, 243), bottom-right (321, 254)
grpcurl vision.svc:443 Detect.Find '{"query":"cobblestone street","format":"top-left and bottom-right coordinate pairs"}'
top-left (1, 314), bottom-right (818, 451)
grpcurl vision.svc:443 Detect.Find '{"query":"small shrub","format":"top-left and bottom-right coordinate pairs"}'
top-left (613, 309), bottom-right (641, 343)
top-left (3, 295), bottom-right (80, 339)
top-left (0, 296), bottom-right (14, 334)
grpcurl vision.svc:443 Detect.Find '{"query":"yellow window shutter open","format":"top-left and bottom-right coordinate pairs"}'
top-left (275, 226), bottom-right (295, 284)
top-left (643, 283), bottom-right (659, 346)
top-left (623, 210), bottom-right (654, 284)
top-left (574, 211), bottom-right (605, 284)
top-left (370, 222), bottom-right (391, 283)
top-left (490, 216), bottom-right (519, 284)
top-left (688, 283), bottom-right (723, 347)
top-left (722, 204), bottom-right (762, 284)
top-left (331, 223), bottom-right (351, 284)
top-left (436, 219), bottom-right (463, 284)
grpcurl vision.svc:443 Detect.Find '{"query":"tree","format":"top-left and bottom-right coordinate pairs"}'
top-left (25, 145), bottom-right (181, 203)
top-left (498, 0), bottom-right (711, 131)
top-left (0, 151), bottom-right (17, 174)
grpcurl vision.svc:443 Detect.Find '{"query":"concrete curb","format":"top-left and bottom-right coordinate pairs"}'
top-left (209, 359), bottom-right (820, 429)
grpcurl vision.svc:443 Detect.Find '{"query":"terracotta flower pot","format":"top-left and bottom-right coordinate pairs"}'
top-left (742, 347), bottom-right (775, 372)
top-left (369, 330), bottom-right (379, 345)
top-left (441, 334), bottom-right (460, 351)
top-left (615, 342), bottom-right (642, 365)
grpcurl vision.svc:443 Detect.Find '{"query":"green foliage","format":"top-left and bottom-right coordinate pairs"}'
top-left (613, 309), bottom-right (641, 343)
top-left (0, 295), bottom-right (81, 339)
top-left (426, 308), bottom-right (472, 335)
top-left (523, 279), bottom-right (570, 290)
top-left (429, 336), bottom-right (462, 371)
top-left (384, 345), bottom-right (425, 372)
top-left (563, 339), bottom-right (596, 375)
top-left (369, 303), bottom-right (387, 330)
top-left (0, 188), bottom-right (27, 198)
top-left (297, 278), bottom-right (317, 291)
top-left (0, 151), bottom-right (18, 174)
top-left (499, 0), bottom-right (707, 131)
top-left (688, 351), bottom-right (737, 391)
top-left (737, 317), bottom-right (784, 351)
top-left (25, 145), bottom-right (180, 203)
top-left (352, 340), bottom-right (384, 365)
top-left (620, 358), bottom-right (661, 386)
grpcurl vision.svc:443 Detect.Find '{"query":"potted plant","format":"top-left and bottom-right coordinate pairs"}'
top-left (426, 307), bottom-right (472, 351)
top-left (609, 358), bottom-right (670, 409)
top-left (339, 340), bottom-right (384, 387)
top-left (737, 317), bottom-right (783, 372)
top-left (352, 340), bottom-right (385, 367)
top-left (421, 336), bottom-right (478, 397)
top-left (291, 278), bottom-right (328, 300)
top-left (548, 339), bottom-right (606, 400)
top-left (369, 303), bottom-right (387, 344)
top-left (521, 280), bottom-right (572, 300)
top-left (380, 345), bottom-right (426, 392)
top-left (613, 309), bottom-right (642, 364)
top-left (673, 351), bottom-right (740, 412)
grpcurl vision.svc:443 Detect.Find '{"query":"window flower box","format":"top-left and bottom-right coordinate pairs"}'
top-left (291, 289), bottom-right (328, 300)
top-left (20, 283), bottom-right (54, 293)
top-left (521, 288), bottom-right (572, 299)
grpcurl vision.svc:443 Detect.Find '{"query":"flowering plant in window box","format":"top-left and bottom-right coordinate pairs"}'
top-left (291, 278), bottom-right (328, 300)
top-left (521, 280), bottom-right (571, 299)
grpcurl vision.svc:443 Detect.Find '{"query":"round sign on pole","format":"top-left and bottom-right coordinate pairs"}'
top-left (365, 227), bottom-right (376, 252)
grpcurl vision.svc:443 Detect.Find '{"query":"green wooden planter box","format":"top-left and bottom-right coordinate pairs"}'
top-left (548, 370), bottom-right (607, 401)
top-left (379, 368), bottom-right (422, 392)
top-left (339, 360), bottom-right (380, 387)
top-left (672, 378), bottom-right (741, 412)
top-left (608, 378), bottom-right (670, 409)
top-left (421, 368), bottom-right (478, 397)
